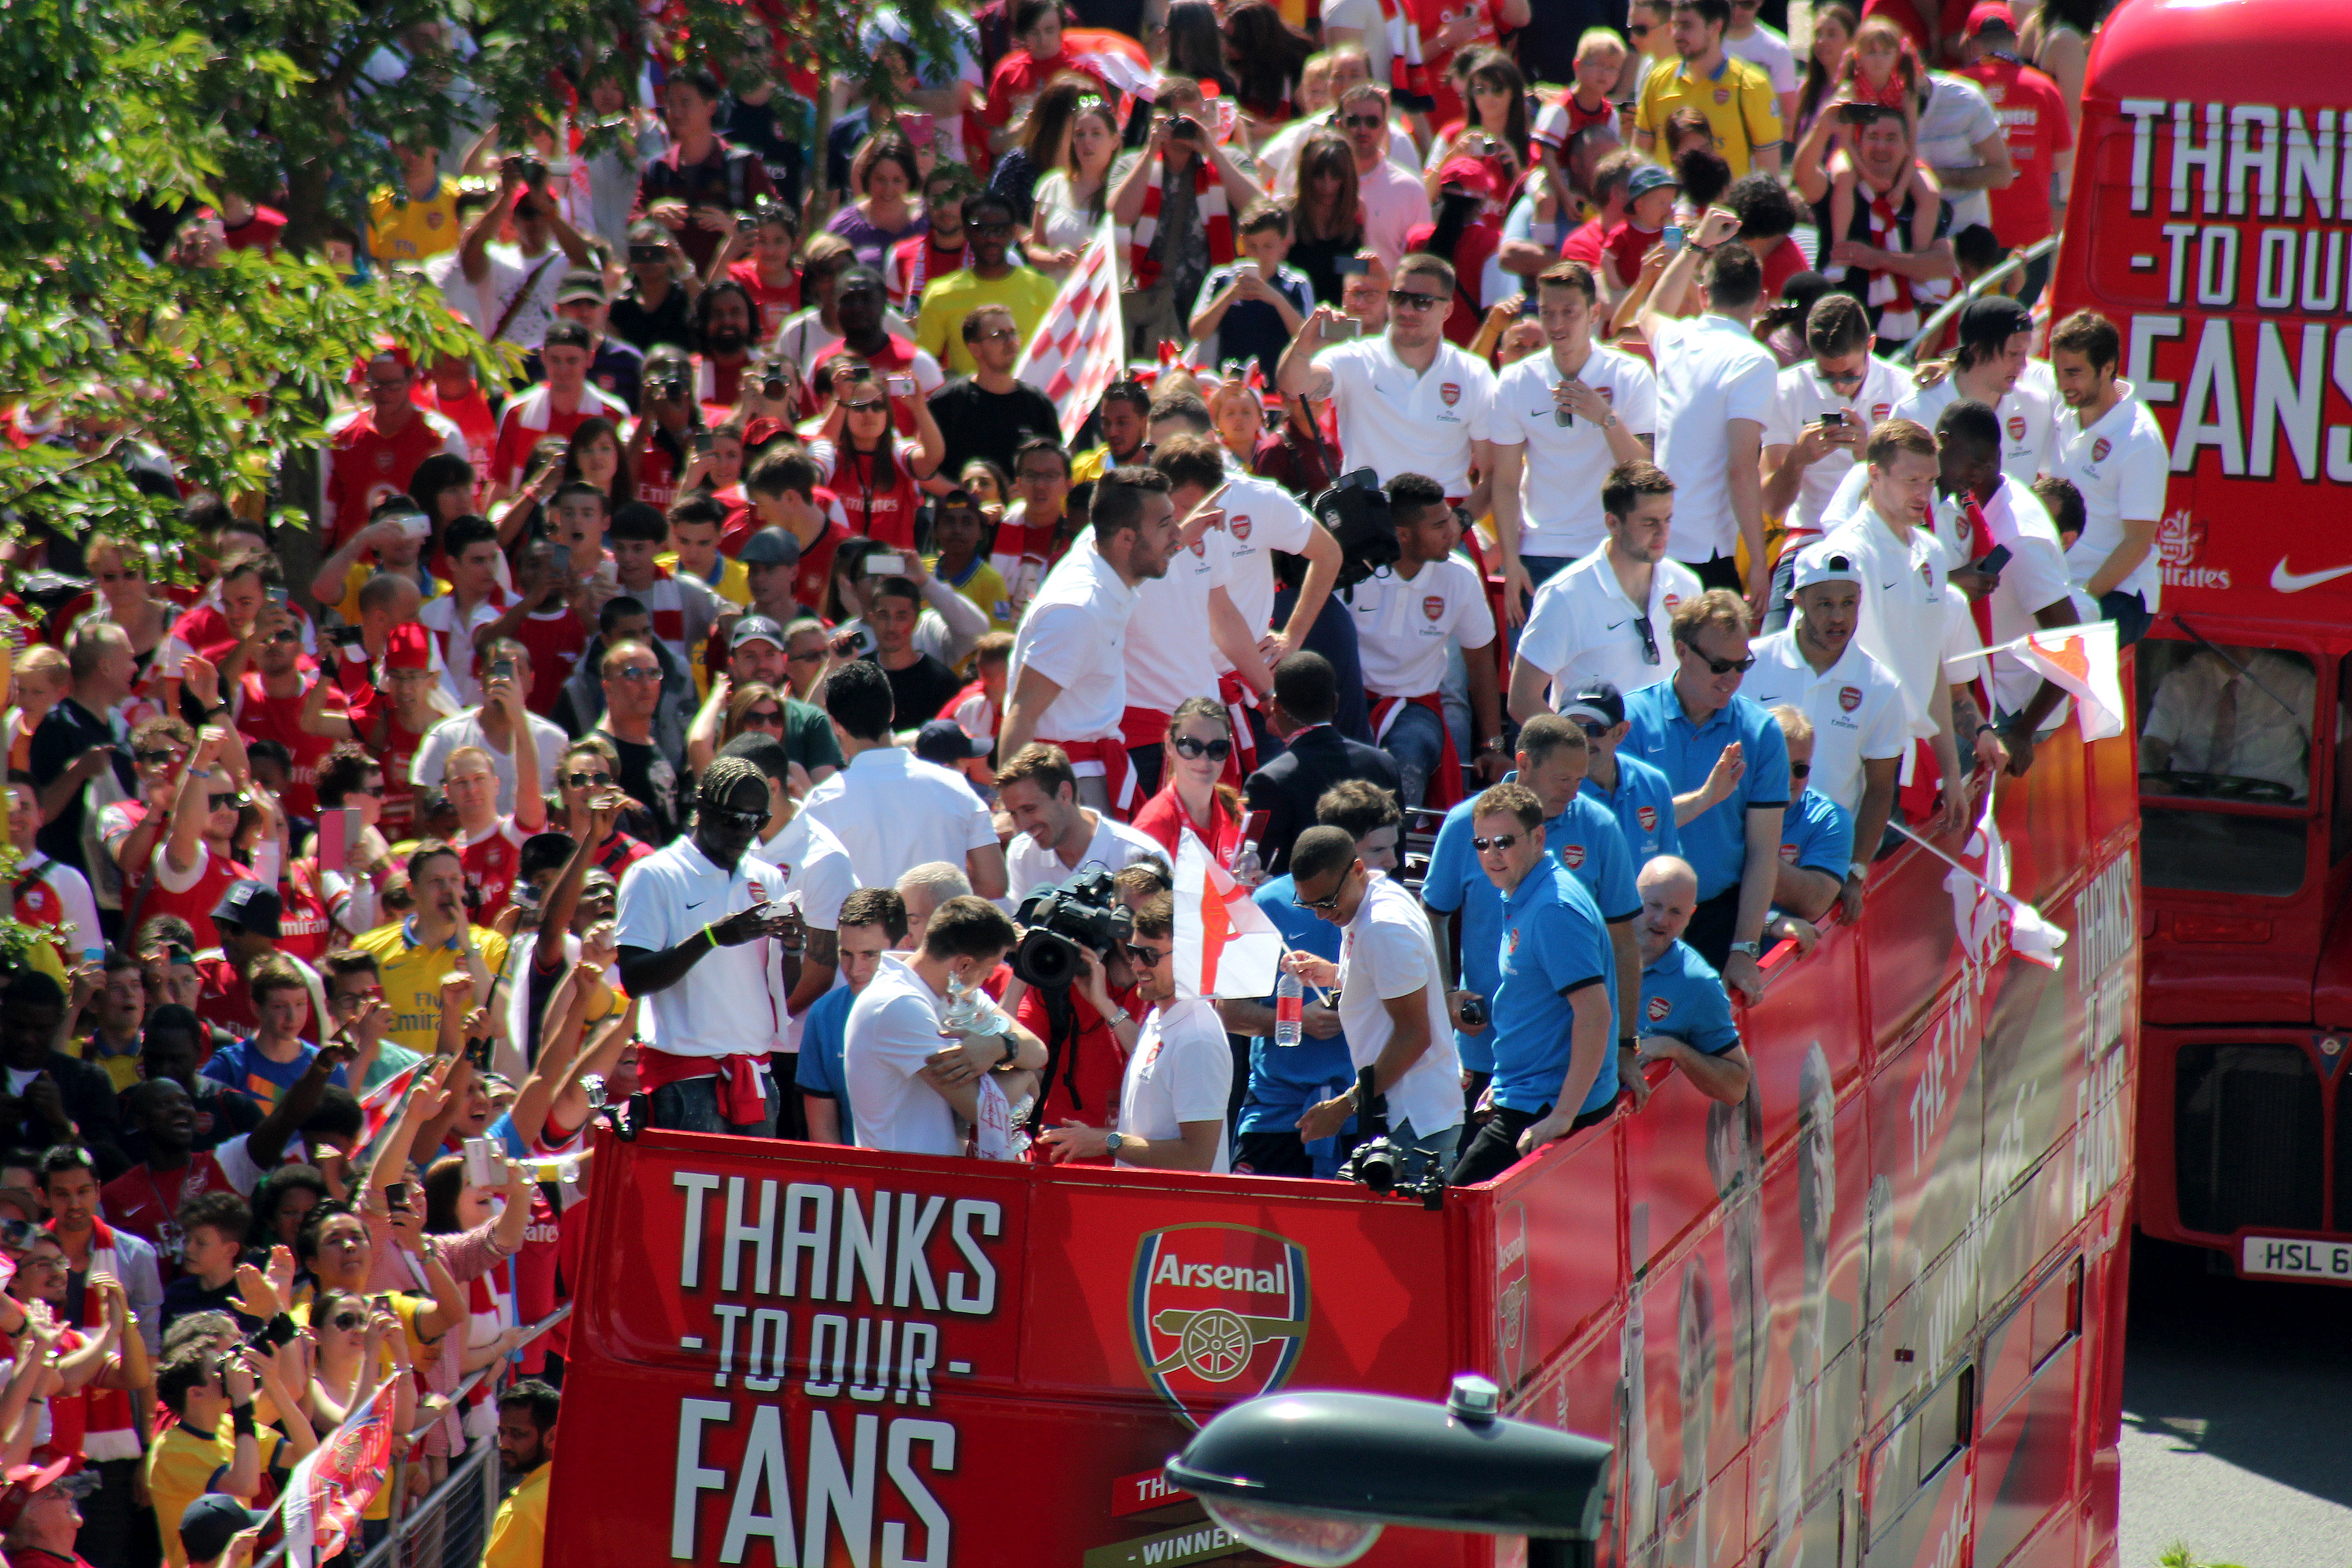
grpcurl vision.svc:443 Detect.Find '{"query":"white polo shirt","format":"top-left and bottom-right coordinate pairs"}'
top-left (1485, 346), bottom-right (1659, 559)
top-left (1741, 629), bottom-right (1909, 818)
top-left (746, 809), bottom-right (858, 934)
top-left (802, 747), bottom-right (999, 892)
top-left (2053, 382), bottom-right (2168, 609)
top-left (1125, 521), bottom-right (1234, 715)
top-left (614, 836), bottom-right (778, 1058)
top-left (1891, 372), bottom-right (2057, 490)
top-left (1924, 477), bottom-right (2087, 717)
top-left (1338, 870), bottom-right (1463, 1137)
top-left (1650, 313), bottom-right (1780, 564)
top-left (1118, 996), bottom-right (1233, 1172)
top-left (1008, 537), bottom-right (1138, 744)
top-left (1212, 469), bottom-right (1317, 660)
top-left (1006, 809), bottom-right (1168, 901)
top-left (1762, 353), bottom-right (1910, 540)
top-left (1314, 335), bottom-right (1498, 499)
top-left (1816, 509), bottom-right (1984, 739)
top-left (1516, 546), bottom-right (1702, 706)
top-left (845, 953), bottom-right (961, 1157)
top-left (1346, 556), bottom-right (1496, 699)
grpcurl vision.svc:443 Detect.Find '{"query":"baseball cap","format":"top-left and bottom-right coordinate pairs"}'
top-left (1957, 294), bottom-right (2034, 354)
top-left (382, 622), bottom-right (435, 672)
top-left (0, 1456), bottom-right (93, 1531)
top-left (211, 880), bottom-right (284, 940)
top-left (1435, 156), bottom-right (1499, 201)
top-left (737, 528), bottom-right (804, 567)
top-left (730, 613), bottom-right (788, 651)
top-left (1563, 680), bottom-right (1626, 730)
top-left (179, 1493), bottom-right (268, 1564)
top-left (555, 268), bottom-right (607, 304)
top-left (1625, 164), bottom-right (1680, 200)
top-left (915, 719), bottom-right (992, 768)
top-left (1964, 1), bottom-right (2017, 37)
top-left (1792, 544), bottom-right (1867, 592)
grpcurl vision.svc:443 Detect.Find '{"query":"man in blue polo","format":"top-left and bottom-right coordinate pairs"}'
top-left (1227, 782), bottom-right (1400, 1177)
top-left (1569, 681), bottom-right (1682, 866)
top-left (1424, 715), bottom-right (1641, 1138)
top-left (1763, 705), bottom-right (1855, 954)
top-left (1622, 589), bottom-right (1789, 1002)
top-left (1631, 855), bottom-right (1751, 1106)
top-left (1449, 781), bottom-right (1617, 1185)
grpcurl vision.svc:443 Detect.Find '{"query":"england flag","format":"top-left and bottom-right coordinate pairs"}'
top-left (1015, 214), bottom-right (1127, 446)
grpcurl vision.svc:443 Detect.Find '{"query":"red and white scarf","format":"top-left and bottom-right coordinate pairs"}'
top-left (1126, 154), bottom-right (1233, 292)
top-left (66, 1219), bottom-right (140, 1461)
top-left (1860, 177), bottom-right (1949, 347)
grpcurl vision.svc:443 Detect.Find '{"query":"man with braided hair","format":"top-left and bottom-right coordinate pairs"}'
top-left (615, 755), bottom-right (808, 1134)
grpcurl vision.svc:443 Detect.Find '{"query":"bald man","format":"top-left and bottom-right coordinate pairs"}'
top-left (1630, 855), bottom-right (1751, 1107)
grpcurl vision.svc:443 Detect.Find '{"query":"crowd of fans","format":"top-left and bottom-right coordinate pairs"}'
top-left (0, 0), bottom-right (2140, 1561)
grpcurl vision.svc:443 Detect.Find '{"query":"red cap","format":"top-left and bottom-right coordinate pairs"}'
top-left (1435, 156), bottom-right (1499, 201)
top-left (0, 1456), bottom-right (79, 1530)
top-left (382, 623), bottom-right (434, 672)
top-left (1964, 1), bottom-right (2017, 36)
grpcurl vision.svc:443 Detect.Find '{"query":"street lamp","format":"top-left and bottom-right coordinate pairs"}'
top-left (1164, 1373), bottom-right (1612, 1568)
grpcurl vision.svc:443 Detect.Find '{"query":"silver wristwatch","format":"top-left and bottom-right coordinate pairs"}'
top-left (1728, 940), bottom-right (1762, 958)
top-left (1105, 1131), bottom-right (1126, 1154)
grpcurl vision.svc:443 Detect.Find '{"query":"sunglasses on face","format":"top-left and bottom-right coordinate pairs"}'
top-left (1389, 289), bottom-right (1448, 313)
top-left (1789, 762), bottom-right (1812, 779)
top-left (744, 709), bottom-right (785, 726)
top-left (206, 792), bottom-right (246, 811)
top-left (1293, 883), bottom-right (1348, 911)
top-left (1171, 735), bottom-right (1233, 762)
top-left (1471, 833), bottom-right (1521, 854)
top-left (1683, 646), bottom-right (1757, 676)
top-left (609, 666), bottom-right (661, 682)
top-left (1575, 720), bottom-right (1611, 740)
top-left (980, 328), bottom-right (1021, 344)
top-left (269, 627), bottom-right (303, 643)
top-left (331, 1310), bottom-right (367, 1330)
top-left (1628, 21), bottom-right (1653, 35)
top-left (561, 771), bottom-right (614, 789)
top-left (1342, 113), bottom-right (1385, 130)
top-left (839, 398), bottom-right (884, 412)
top-left (1127, 942), bottom-right (1167, 969)
top-left (711, 808), bottom-right (768, 833)
top-left (785, 649), bottom-right (825, 664)
top-left (134, 749), bottom-right (180, 766)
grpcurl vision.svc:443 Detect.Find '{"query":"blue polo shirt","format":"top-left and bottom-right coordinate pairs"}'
top-left (1778, 788), bottom-right (1854, 878)
top-left (1639, 939), bottom-right (1742, 1057)
top-left (1621, 685), bottom-right (1790, 901)
top-left (1583, 752), bottom-right (1681, 868)
top-left (793, 986), bottom-right (858, 1145)
top-left (1240, 875), bottom-right (1358, 1160)
top-left (1488, 861), bottom-right (1617, 1116)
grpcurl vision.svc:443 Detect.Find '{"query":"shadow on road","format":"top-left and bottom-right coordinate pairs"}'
top-left (2123, 1235), bottom-right (2352, 1512)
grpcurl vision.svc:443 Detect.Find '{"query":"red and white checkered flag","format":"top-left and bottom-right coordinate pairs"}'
top-left (1016, 214), bottom-right (1127, 446)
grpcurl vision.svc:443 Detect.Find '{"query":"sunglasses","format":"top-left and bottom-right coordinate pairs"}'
top-left (1634, 614), bottom-right (1661, 666)
top-left (134, 749), bottom-right (181, 766)
top-left (981, 328), bottom-right (1022, 344)
top-left (1574, 720), bottom-right (1611, 739)
top-left (785, 649), bottom-right (826, 664)
top-left (561, 771), bottom-right (614, 789)
top-left (1341, 113), bottom-right (1386, 129)
top-left (1389, 289), bottom-right (1448, 312)
top-left (206, 792), bottom-right (246, 811)
top-left (1628, 21), bottom-right (1653, 34)
top-left (331, 1311), bottom-right (367, 1330)
top-left (1293, 882), bottom-right (1348, 911)
top-left (711, 808), bottom-right (768, 833)
top-left (269, 627), bottom-right (303, 643)
top-left (743, 709), bottom-right (785, 726)
top-left (1683, 647), bottom-right (1758, 676)
top-left (1127, 943), bottom-right (1167, 969)
top-left (1789, 762), bottom-right (1812, 779)
top-left (1471, 833), bottom-right (1521, 853)
top-left (839, 398), bottom-right (885, 412)
top-left (1171, 735), bottom-right (1233, 762)
top-left (609, 666), bottom-right (662, 682)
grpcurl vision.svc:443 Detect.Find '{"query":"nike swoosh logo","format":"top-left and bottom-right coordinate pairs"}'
top-left (686, 897), bottom-right (711, 911)
top-left (1881, 581), bottom-right (1900, 593)
top-left (1604, 619), bottom-right (1628, 631)
top-left (2271, 558), bottom-right (2352, 593)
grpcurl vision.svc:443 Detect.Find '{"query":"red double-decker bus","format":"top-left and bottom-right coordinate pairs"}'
top-left (545, 703), bottom-right (2136, 1567)
top-left (2047, 0), bottom-right (2352, 1284)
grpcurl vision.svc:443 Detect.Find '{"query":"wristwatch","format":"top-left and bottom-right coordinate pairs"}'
top-left (1847, 860), bottom-right (1870, 881)
top-left (1728, 940), bottom-right (1762, 958)
top-left (1105, 1131), bottom-right (1126, 1155)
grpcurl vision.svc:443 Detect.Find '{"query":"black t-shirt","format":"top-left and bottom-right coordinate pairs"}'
top-left (606, 731), bottom-right (682, 843)
top-left (29, 698), bottom-right (130, 872)
top-left (1808, 186), bottom-right (1955, 346)
top-left (608, 282), bottom-right (695, 354)
top-left (724, 97), bottom-right (809, 213)
top-left (927, 377), bottom-right (1063, 480)
top-left (872, 653), bottom-right (965, 729)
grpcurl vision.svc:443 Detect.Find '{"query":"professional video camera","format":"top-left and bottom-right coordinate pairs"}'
top-left (1012, 867), bottom-right (1135, 989)
top-left (1310, 468), bottom-right (1401, 596)
top-left (1338, 1067), bottom-right (1446, 1209)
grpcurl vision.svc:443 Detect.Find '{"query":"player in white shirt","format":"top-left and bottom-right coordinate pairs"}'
top-left (1759, 294), bottom-right (1910, 614)
top-left (1123, 436), bottom-right (1278, 792)
top-left (1511, 460), bottom-right (1705, 722)
top-left (1487, 260), bottom-right (1660, 607)
top-left (1000, 469), bottom-right (1185, 813)
top-left (802, 660), bottom-right (1010, 899)
top-left (846, 895), bottom-right (1047, 1157)
top-left (1345, 475), bottom-right (1504, 808)
top-left (1740, 547), bottom-right (1909, 917)
top-left (1815, 421), bottom-right (2003, 833)
top-left (1637, 210), bottom-right (1779, 603)
top-left (2048, 310), bottom-right (2167, 643)
top-left (728, 730), bottom-right (858, 1052)
top-left (1889, 296), bottom-right (2055, 490)
top-left (1037, 893), bottom-right (1231, 1173)
top-left (997, 744), bottom-right (1169, 902)
top-left (1278, 253), bottom-right (1499, 507)
top-left (1280, 825), bottom-right (1464, 1177)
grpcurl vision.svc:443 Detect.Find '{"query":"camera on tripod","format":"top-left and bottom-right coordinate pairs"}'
top-left (1012, 867), bottom-right (1135, 989)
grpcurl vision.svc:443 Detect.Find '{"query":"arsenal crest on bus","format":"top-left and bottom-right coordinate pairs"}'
top-left (1130, 1223), bottom-right (1310, 1429)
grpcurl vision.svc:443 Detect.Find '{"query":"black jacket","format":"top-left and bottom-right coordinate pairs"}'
top-left (0, 1051), bottom-right (129, 1178)
top-left (1244, 725), bottom-right (1402, 876)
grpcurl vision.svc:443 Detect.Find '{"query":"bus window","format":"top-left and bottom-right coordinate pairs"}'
top-left (2137, 644), bottom-right (2315, 806)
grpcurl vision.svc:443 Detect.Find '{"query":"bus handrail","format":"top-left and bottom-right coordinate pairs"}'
top-left (1889, 233), bottom-right (2062, 367)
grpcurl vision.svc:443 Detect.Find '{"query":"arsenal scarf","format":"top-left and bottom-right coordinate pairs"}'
top-left (1126, 154), bottom-right (1232, 292)
top-left (1860, 180), bottom-right (1949, 347)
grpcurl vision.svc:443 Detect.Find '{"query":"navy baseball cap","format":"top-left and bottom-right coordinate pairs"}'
top-left (1564, 681), bottom-right (1627, 729)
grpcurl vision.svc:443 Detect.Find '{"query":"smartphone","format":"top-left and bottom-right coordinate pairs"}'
top-left (266, 585), bottom-right (289, 607)
top-left (489, 657), bottom-right (517, 685)
top-left (318, 806), bottom-right (352, 876)
top-left (384, 1182), bottom-right (412, 1211)
top-left (866, 551), bottom-right (908, 576)
top-left (1554, 374), bottom-right (1579, 429)
top-left (1816, 410), bottom-right (1848, 429)
top-left (1971, 544), bottom-right (2014, 578)
top-left (1662, 224), bottom-right (1685, 251)
top-left (692, 430), bottom-right (716, 456)
top-left (885, 373), bottom-right (917, 398)
top-left (463, 1136), bottom-right (500, 1187)
top-left (534, 436), bottom-right (569, 466)
top-left (1325, 316), bottom-right (1363, 342)
top-left (549, 543), bottom-right (573, 579)
top-left (628, 242), bottom-right (667, 265)
top-left (1242, 809), bottom-right (1271, 852)
top-left (899, 111), bottom-right (936, 147)
top-left (329, 624), bottom-right (367, 647)
top-left (397, 512), bottom-right (431, 542)
top-left (1331, 256), bottom-right (1369, 277)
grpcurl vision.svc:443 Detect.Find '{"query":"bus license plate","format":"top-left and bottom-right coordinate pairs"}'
top-left (2240, 1235), bottom-right (2352, 1281)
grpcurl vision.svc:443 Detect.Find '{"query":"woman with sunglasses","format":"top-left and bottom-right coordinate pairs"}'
top-left (1026, 88), bottom-right (1122, 282)
top-left (142, 724), bottom-right (270, 934)
top-left (686, 680), bottom-right (791, 775)
top-left (1131, 697), bottom-right (1255, 872)
top-left (70, 534), bottom-right (177, 691)
top-left (810, 362), bottom-right (943, 552)
top-left (552, 737), bottom-right (655, 878)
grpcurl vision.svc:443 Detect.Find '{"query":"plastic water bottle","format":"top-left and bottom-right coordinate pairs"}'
top-left (1230, 839), bottom-right (1263, 885)
top-left (1274, 971), bottom-right (1304, 1046)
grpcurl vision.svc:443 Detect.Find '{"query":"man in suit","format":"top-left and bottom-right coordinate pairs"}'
top-left (1245, 653), bottom-right (1401, 875)
top-left (0, 970), bottom-right (127, 1178)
